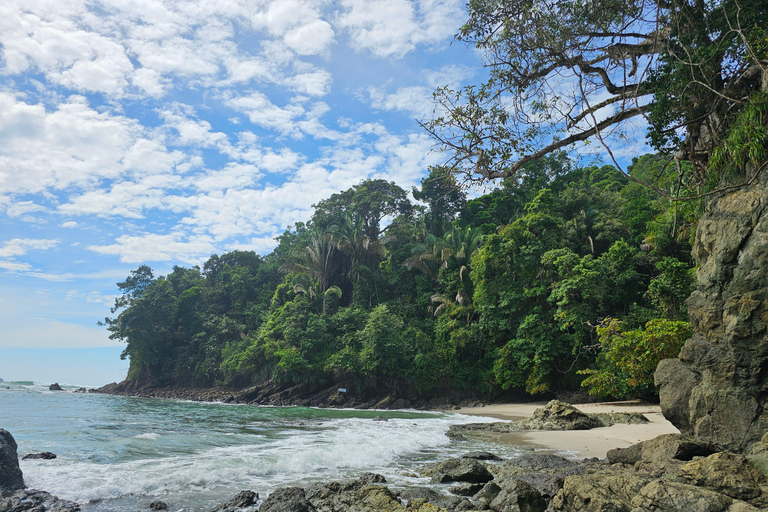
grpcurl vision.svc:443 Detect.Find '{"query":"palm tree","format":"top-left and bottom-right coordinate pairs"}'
top-left (279, 227), bottom-right (343, 294)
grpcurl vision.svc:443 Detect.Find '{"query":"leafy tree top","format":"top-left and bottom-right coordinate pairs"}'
top-left (424, 0), bottom-right (768, 195)
top-left (311, 179), bottom-right (412, 241)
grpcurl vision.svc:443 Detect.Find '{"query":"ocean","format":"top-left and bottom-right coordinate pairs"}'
top-left (0, 381), bottom-right (527, 511)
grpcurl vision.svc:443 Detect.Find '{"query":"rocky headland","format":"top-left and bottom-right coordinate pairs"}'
top-left (92, 378), bottom-right (493, 411)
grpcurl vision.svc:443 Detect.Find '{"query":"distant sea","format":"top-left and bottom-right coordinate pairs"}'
top-left (0, 381), bottom-right (526, 511)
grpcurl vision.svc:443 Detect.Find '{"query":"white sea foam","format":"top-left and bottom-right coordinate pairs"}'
top-left (132, 433), bottom-right (161, 440)
top-left (21, 412), bottom-right (510, 506)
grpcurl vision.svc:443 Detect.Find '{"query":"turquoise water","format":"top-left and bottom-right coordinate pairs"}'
top-left (0, 381), bottom-right (520, 511)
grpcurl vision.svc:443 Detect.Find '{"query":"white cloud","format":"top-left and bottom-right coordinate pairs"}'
top-left (192, 163), bottom-right (264, 192)
top-left (88, 233), bottom-right (217, 264)
top-left (284, 19), bottom-right (335, 56)
top-left (0, 238), bottom-right (59, 259)
top-left (367, 85), bottom-right (433, 118)
top-left (338, 0), bottom-right (463, 58)
top-left (59, 174), bottom-right (183, 218)
top-left (4, 201), bottom-right (47, 218)
top-left (0, 93), bottom-right (190, 195)
top-left (223, 91), bottom-right (306, 136)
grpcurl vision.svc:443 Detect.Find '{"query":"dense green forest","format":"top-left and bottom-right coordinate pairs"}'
top-left (103, 152), bottom-right (697, 400)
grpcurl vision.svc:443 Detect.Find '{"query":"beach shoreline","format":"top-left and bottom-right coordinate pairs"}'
top-left (451, 401), bottom-right (679, 459)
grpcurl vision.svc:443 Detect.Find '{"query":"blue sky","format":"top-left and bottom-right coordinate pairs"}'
top-left (0, 0), bottom-right (482, 386)
top-left (0, 0), bottom-right (650, 387)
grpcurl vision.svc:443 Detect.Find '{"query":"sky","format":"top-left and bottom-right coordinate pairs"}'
top-left (0, 0), bottom-right (651, 387)
top-left (0, 0), bottom-right (486, 386)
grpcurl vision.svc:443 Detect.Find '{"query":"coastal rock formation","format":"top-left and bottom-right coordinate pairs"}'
top-left (209, 491), bottom-right (258, 512)
top-left (656, 173), bottom-right (768, 452)
top-left (22, 452), bottom-right (57, 460)
top-left (49, 383), bottom-right (63, 391)
top-left (0, 429), bottom-right (24, 494)
top-left (0, 489), bottom-right (81, 512)
top-left (0, 430), bottom-right (80, 512)
top-left (421, 458), bottom-right (494, 484)
top-left (447, 400), bottom-right (647, 437)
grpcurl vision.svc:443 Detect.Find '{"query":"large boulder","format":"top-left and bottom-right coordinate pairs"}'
top-left (0, 489), bottom-right (80, 512)
top-left (519, 400), bottom-right (601, 431)
top-left (260, 487), bottom-right (315, 512)
top-left (209, 490), bottom-right (258, 512)
top-left (422, 458), bottom-right (494, 484)
top-left (0, 429), bottom-right (24, 494)
top-left (656, 173), bottom-right (768, 452)
top-left (641, 434), bottom-right (718, 463)
top-left (678, 452), bottom-right (766, 501)
top-left (488, 478), bottom-right (547, 512)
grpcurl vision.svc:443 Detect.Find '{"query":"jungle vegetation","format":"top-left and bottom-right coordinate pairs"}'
top-left (103, 154), bottom-right (696, 399)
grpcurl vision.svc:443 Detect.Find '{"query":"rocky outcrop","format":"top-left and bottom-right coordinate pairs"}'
top-left (209, 490), bottom-right (258, 512)
top-left (1, 430), bottom-right (81, 512)
top-left (92, 379), bottom-right (493, 411)
top-left (656, 172), bottom-right (768, 452)
top-left (0, 489), bottom-right (81, 512)
top-left (0, 429), bottom-right (24, 494)
top-left (448, 400), bottom-right (648, 437)
top-left (420, 458), bottom-right (494, 484)
top-left (48, 383), bottom-right (63, 391)
top-left (22, 452), bottom-right (57, 460)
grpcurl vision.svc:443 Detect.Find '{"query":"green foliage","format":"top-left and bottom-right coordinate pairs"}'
top-left (105, 154), bottom-right (698, 399)
top-left (580, 318), bottom-right (691, 399)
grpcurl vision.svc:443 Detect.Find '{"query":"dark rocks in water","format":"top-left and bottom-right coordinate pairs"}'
top-left (422, 457), bottom-right (494, 484)
top-left (22, 452), bottom-right (57, 460)
top-left (655, 173), bottom-right (768, 453)
top-left (461, 451), bottom-right (502, 461)
top-left (358, 473), bottom-right (386, 484)
top-left (0, 429), bottom-right (25, 493)
top-left (260, 487), bottom-right (315, 512)
top-left (0, 489), bottom-right (80, 512)
top-left (209, 490), bottom-right (258, 512)
top-left (149, 501), bottom-right (168, 510)
top-left (49, 383), bottom-right (63, 391)
top-left (73, 388), bottom-right (87, 393)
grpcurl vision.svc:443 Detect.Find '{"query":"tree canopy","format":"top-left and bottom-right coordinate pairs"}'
top-left (104, 154), bottom-right (696, 399)
top-left (424, 0), bottom-right (768, 194)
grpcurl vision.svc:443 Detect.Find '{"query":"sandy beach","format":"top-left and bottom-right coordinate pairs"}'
top-left (454, 401), bottom-right (678, 459)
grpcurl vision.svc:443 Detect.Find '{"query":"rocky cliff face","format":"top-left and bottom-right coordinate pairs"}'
top-left (0, 429), bottom-right (24, 493)
top-left (656, 170), bottom-right (768, 452)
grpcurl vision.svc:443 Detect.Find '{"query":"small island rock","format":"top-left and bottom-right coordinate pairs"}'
top-left (49, 383), bottom-right (63, 391)
top-left (22, 452), bottom-right (57, 460)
